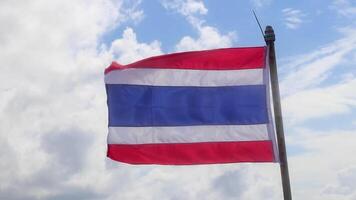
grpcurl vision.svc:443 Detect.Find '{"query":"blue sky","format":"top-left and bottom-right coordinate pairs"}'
top-left (105, 1), bottom-right (352, 56)
top-left (1, 0), bottom-right (356, 200)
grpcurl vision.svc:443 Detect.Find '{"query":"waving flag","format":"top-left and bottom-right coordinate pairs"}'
top-left (105, 47), bottom-right (278, 165)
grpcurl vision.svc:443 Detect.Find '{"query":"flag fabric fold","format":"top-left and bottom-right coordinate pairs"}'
top-left (105, 47), bottom-right (278, 165)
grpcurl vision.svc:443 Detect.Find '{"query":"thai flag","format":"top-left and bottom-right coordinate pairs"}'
top-left (105, 47), bottom-right (278, 165)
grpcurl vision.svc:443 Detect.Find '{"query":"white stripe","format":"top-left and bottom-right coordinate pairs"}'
top-left (105, 68), bottom-right (263, 86)
top-left (107, 124), bottom-right (269, 144)
top-left (265, 48), bottom-right (279, 162)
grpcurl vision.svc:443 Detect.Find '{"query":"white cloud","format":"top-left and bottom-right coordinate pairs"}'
top-left (250, 0), bottom-right (272, 8)
top-left (275, 24), bottom-right (356, 199)
top-left (161, 0), bottom-right (236, 51)
top-left (282, 8), bottom-right (306, 29)
top-left (175, 25), bottom-right (236, 51)
top-left (109, 27), bottom-right (162, 64)
top-left (121, 0), bottom-right (145, 23)
top-left (101, 163), bottom-right (283, 200)
top-left (161, 0), bottom-right (207, 28)
top-left (323, 167), bottom-right (356, 196)
top-left (161, 0), bottom-right (208, 17)
top-left (211, 166), bottom-right (282, 200)
top-left (280, 28), bottom-right (356, 96)
top-left (331, 0), bottom-right (356, 17)
top-left (286, 128), bottom-right (356, 200)
top-left (283, 78), bottom-right (356, 125)
top-left (279, 27), bottom-right (356, 125)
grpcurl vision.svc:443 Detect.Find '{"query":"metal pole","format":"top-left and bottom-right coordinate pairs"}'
top-left (264, 25), bottom-right (292, 200)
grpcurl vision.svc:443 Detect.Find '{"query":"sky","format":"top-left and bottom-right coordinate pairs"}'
top-left (0, 0), bottom-right (356, 199)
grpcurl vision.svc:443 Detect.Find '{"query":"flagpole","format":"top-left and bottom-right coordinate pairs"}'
top-left (264, 26), bottom-right (292, 200)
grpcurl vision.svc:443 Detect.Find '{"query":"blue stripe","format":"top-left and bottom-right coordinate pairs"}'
top-left (106, 84), bottom-right (268, 127)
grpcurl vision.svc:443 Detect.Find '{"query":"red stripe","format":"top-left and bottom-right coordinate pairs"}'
top-left (107, 140), bottom-right (275, 165)
top-left (105, 47), bottom-right (266, 74)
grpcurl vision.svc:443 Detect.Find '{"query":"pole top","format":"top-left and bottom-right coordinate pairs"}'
top-left (264, 25), bottom-right (275, 44)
